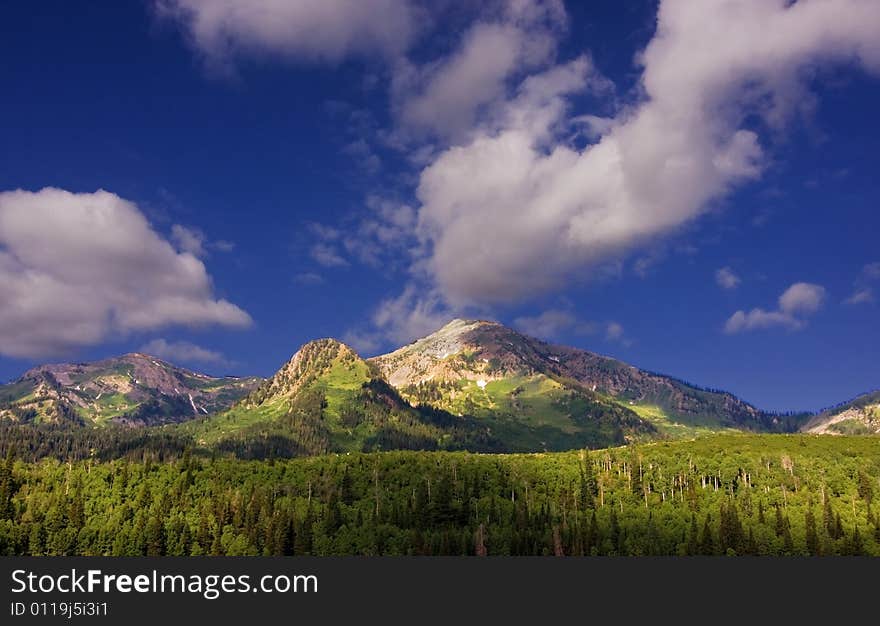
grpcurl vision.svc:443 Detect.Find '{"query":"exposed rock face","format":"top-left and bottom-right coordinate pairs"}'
top-left (803, 391), bottom-right (880, 435)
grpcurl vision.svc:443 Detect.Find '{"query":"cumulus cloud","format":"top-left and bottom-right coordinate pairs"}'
top-left (715, 267), bottom-right (741, 290)
top-left (154, 0), bottom-right (417, 70)
top-left (778, 282), bottom-right (826, 316)
top-left (414, 0), bottom-right (880, 305)
top-left (0, 188), bottom-right (252, 358)
top-left (395, 2), bottom-right (567, 140)
top-left (724, 308), bottom-right (804, 334)
top-left (162, 0), bottom-right (880, 342)
top-left (139, 338), bottom-right (229, 367)
top-left (724, 281), bottom-right (825, 334)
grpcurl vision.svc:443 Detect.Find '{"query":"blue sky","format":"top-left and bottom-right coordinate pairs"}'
top-left (0, 0), bottom-right (878, 413)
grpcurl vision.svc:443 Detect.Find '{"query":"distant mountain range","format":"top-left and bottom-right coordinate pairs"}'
top-left (0, 353), bottom-right (260, 426)
top-left (1, 319), bottom-right (875, 454)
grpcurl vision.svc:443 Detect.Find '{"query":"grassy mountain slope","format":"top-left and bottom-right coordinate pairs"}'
top-left (372, 319), bottom-right (795, 436)
top-left (803, 390), bottom-right (880, 435)
top-left (0, 353), bottom-right (260, 426)
top-left (186, 339), bottom-right (501, 456)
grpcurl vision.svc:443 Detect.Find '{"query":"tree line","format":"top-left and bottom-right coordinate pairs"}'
top-left (0, 434), bottom-right (877, 556)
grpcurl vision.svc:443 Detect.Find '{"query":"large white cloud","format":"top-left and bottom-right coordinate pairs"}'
top-left (160, 0), bottom-right (880, 347)
top-left (414, 0), bottom-right (880, 305)
top-left (395, 1), bottom-right (567, 141)
top-left (0, 188), bottom-right (252, 358)
top-left (155, 0), bottom-right (417, 68)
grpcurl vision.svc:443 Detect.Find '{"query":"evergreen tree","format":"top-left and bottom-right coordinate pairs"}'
top-left (805, 508), bottom-right (819, 555)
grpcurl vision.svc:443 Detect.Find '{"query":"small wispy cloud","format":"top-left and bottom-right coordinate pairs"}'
top-left (294, 272), bottom-right (325, 285)
top-left (513, 309), bottom-right (596, 340)
top-left (310, 242), bottom-right (349, 268)
top-left (139, 338), bottom-right (230, 368)
top-left (843, 288), bottom-right (873, 305)
top-left (715, 266), bottom-right (741, 290)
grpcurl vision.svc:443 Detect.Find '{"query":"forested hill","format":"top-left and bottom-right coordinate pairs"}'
top-left (0, 434), bottom-right (877, 556)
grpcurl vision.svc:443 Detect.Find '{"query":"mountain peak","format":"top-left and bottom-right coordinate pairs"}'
top-left (294, 337), bottom-right (359, 361)
top-left (245, 338), bottom-right (366, 406)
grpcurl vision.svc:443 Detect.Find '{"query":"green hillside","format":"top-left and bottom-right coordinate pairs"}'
top-left (400, 372), bottom-right (653, 450)
top-left (184, 339), bottom-right (502, 456)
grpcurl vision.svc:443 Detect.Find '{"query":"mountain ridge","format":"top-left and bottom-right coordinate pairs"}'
top-left (369, 318), bottom-right (788, 435)
top-left (0, 352), bottom-right (261, 426)
top-left (0, 319), bottom-right (860, 448)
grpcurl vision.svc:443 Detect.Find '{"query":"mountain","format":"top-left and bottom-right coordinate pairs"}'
top-left (0, 353), bottom-right (261, 426)
top-left (369, 319), bottom-right (656, 449)
top-left (371, 319), bottom-right (790, 439)
top-left (802, 390), bottom-right (880, 435)
top-left (189, 338), bottom-right (501, 456)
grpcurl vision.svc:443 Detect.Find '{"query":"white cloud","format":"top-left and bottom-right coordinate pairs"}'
top-left (171, 224), bottom-right (207, 257)
top-left (293, 272), bottom-right (325, 285)
top-left (162, 0), bottom-right (880, 334)
top-left (139, 338), bottom-right (229, 367)
top-left (395, 3), bottom-right (566, 141)
top-left (715, 266), bottom-right (741, 290)
top-left (154, 0), bottom-right (417, 70)
top-left (841, 262), bottom-right (880, 304)
top-left (340, 329), bottom-right (382, 356)
top-left (724, 308), bottom-right (804, 334)
top-left (861, 261), bottom-right (880, 280)
top-left (341, 139), bottom-right (381, 175)
top-left (310, 242), bottom-right (349, 268)
top-left (371, 284), bottom-right (455, 347)
top-left (513, 308), bottom-right (595, 340)
top-left (844, 288), bottom-right (874, 305)
top-left (413, 0), bottom-right (880, 305)
top-left (0, 187), bottom-right (252, 358)
top-left (171, 224), bottom-right (234, 257)
top-left (605, 321), bottom-right (625, 342)
top-left (778, 282), bottom-right (825, 315)
top-left (724, 281), bottom-right (825, 334)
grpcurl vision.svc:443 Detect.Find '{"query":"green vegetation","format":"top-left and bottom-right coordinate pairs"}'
top-left (623, 402), bottom-right (734, 438)
top-left (399, 374), bottom-right (653, 451)
top-left (0, 434), bottom-right (877, 556)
